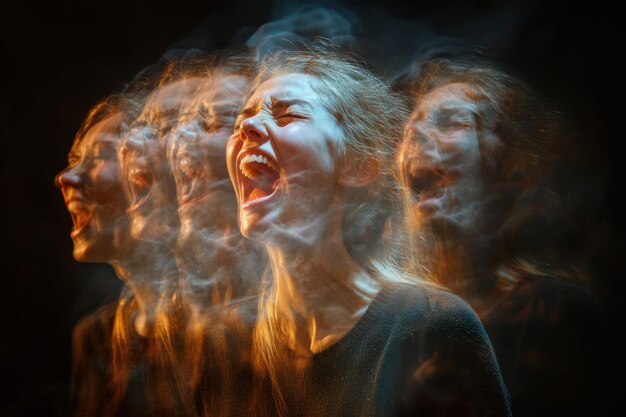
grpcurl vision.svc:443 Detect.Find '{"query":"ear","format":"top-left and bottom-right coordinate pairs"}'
top-left (338, 156), bottom-right (380, 187)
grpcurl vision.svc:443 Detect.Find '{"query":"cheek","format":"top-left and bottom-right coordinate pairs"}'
top-left (280, 125), bottom-right (338, 174)
top-left (202, 142), bottom-right (229, 178)
top-left (90, 163), bottom-right (126, 206)
top-left (442, 130), bottom-right (480, 154)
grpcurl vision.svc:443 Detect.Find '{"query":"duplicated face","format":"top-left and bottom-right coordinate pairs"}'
top-left (227, 73), bottom-right (345, 244)
top-left (118, 79), bottom-right (203, 245)
top-left (169, 75), bottom-right (245, 225)
top-left (56, 113), bottom-right (130, 262)
top-left (118, 126), bottom-right (170, 243)
top-left (169, 119), bottom-right (231, 212)
top-left (397, 82), bottom-right (499, 236)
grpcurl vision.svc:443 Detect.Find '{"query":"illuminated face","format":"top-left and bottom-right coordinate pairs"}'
top-left (397, 82), bottom-right (499, 236)
top-left (118, 79), bottom-right (204, 246)
top-left (118, 127), bottom-right (169, 243)
top-left (168, 117), bottom-right (236, 273)
top-left (56, 113), bottom-right (130, 262)
top-left (170, 119), bottom-right (231, 212)
top-left (227, 73), bottom-right (345, 244)
top-left (170, 75), bottom-right (245, 223)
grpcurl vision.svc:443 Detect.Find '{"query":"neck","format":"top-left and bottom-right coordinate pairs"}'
top-left (265, 229), bottom-right (380, 355)
top-left (180, 222), bottom-right (265, 303)
top-left (111, 242), bottom-right (179, 337)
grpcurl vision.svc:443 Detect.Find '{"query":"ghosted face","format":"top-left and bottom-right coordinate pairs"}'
top-left (118, 79), bottom-right (204, 246)
top-left (56, 113), bottom-right (130, 262)
top-left (397, 82), bottom-right (499, 235)
top-left (170, 120), bottom-right (231, 211)
top-left (169, 75), bottom-right (246, 224)
top-left (118, 127), bottom-right (172, 243)
top-left (227, 73), bottom-right (344, 243)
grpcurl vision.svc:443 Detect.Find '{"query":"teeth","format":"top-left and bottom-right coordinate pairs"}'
top-left (67, 201), bottom-right (87, 214)
top-left (239, 153), bottom-right (278, 179)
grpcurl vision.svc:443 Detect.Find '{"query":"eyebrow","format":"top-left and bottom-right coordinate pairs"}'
top-left (240, 97), bottom-right (312, 118)
top-left (270, 98), bottom-right (312, 110)
top-left (91, 137), bottom-right (119, 147)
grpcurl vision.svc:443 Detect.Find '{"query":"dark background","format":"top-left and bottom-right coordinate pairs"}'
top-left (2, 1), bottom-right (621, 415)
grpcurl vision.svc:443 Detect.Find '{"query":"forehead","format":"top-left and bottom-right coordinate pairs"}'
top-left (247, 73), bottom-right (320, 106)
top-left (81, 113), bottom-right (124, 147)
top-left (143, 77), bottom-right (206, 114)
top-left (413, 82), bottom-right (476, 114)
top-left (192, 74), bottom-right (247, 111)
top-left (210, 74), bottom-right (247, 100)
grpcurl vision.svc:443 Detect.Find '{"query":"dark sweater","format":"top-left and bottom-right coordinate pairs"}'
top-left (202, 283), bottom-right (512, 417)
top-left (71, 301), bottom-right (193, 417)
top-left (483, 275), bottom-right (621, 417)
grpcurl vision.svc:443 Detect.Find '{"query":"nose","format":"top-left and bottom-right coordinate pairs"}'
top-left (55, 164), bottom-right (82, 189)
top-left (404, 121), bottom-right (430, 147)
top-left (240, 116), bottom-right (268, 144)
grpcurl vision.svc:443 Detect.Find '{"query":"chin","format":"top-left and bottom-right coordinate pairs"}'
top-left (72, 246), bottom-right (102, 263)
top-left (239, 215), bottom-right (269, 243)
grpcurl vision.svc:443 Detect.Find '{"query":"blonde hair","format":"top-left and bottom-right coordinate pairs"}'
top-left (246, 45), bottom-right (410, 270)
top-left (71, 53), bottom-right (255, 416)
top-left (399, 57), bottom-right (577, 304)
top-left (246, 45), bottom-right (426, 415)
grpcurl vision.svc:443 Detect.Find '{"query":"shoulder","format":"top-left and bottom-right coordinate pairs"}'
top-left (379, 282), bottom-right (487, 341)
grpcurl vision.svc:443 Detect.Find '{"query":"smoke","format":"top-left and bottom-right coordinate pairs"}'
top-left (244, 4), bottom-right (358, 60)
top-left (54, 3), bottom-right (617, 416)
top-left (165, 72), bottom-right (268, 307)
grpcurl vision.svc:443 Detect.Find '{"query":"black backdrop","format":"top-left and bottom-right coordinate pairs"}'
top-left (2, 1), bottom-right (622, 416)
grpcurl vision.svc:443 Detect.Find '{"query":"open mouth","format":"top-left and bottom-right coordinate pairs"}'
top-left (173, 146), bottom-right (204, 206)
top-left (67, 201), bottom-right (92, 237)
top-left (238, 152), bottom-right (281, 206)
top-left (176, 171), bottom-right (199, 207)
top-left (127, 189), bottom-right (151, 215)
top-left (408, 167), bottom-right (448, 204)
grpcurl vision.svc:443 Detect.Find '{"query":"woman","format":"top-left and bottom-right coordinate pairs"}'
top-left (165, 58), bottom-right (264, 306)
top-left (55, 92), bottom-right (188, 417)
top-left (225, 48), bottom-right (511, 417)
top-left (396, 57), bottom-right (619, 417)
top-left (57, 55), bottom-right (211, 416)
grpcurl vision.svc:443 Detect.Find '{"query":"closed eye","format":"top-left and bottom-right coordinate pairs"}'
top-left (434, 109), bottom-right (475, 129)
top-left (276, 113), bottom-right (306, 127)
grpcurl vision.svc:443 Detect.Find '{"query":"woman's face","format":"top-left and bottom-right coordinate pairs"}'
top-left (56, 113), bottom-right (130, 262)
top-left (169, 75), bottom-right (246, 226)
top-left (397, 82), bottom-right (499, 237)
top-left (118, 126), bottom-right (171, 244)
top-left (227, 73), bottom-right (345, 243)
top-left (170, 119), bottom-right (231, 212)
top-left (118, 79), bottom-right (203, 245)
top-left (169, 117), bottom-right (237, 273)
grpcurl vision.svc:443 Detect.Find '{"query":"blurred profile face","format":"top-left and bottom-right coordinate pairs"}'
top-left (170, 75), bottom-right (246, 230)
top-left (227, 73), bottom-right (345, 243)
top-left (56, 113), bottom-right (130, 262)
top-left (118, 126), bottom-right (174, 244)
top-left (170, 119), bottom-right (231, 213)
top-left (397, 82), bottom-right (499, 237)
top-left (118, 78), bottom-right (203, 246)
top-left (168, 114), bottom-right (239, 275)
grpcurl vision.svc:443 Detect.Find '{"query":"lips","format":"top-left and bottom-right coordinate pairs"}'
top-left (237, 152), bottom-right (281, 206)
top-left (66, 199), bottom-right (92, 237)
top-left (174, 158), bottom-right (207, 208)
top-left (406, 165), bottom-right (449, 204)
top-left (127, 189), bottom-right (151, 215)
